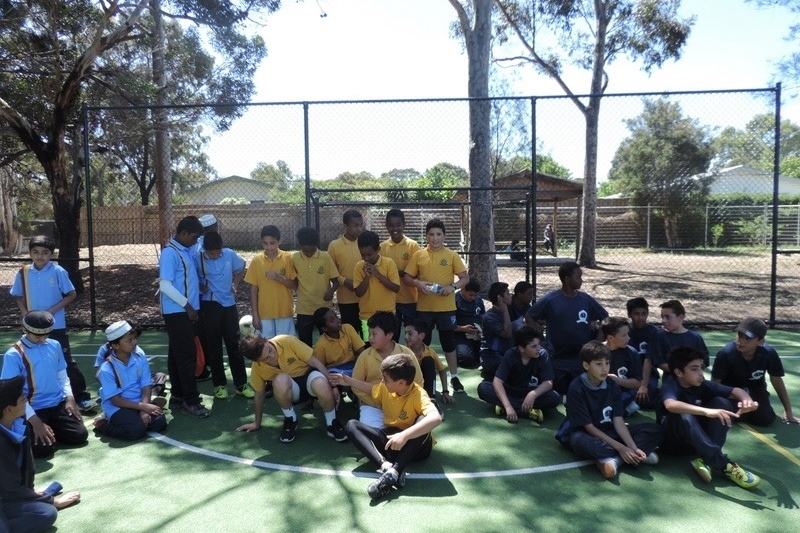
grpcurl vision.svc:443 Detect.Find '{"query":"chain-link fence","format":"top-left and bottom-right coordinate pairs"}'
top-left (1, 88), bottom-right (792, 329)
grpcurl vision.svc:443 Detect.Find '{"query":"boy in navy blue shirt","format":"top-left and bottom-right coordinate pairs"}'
top-left (711, 317), bottom-right (799, 426)
top-left (627, 297), bottom-right (661, 409)
top-left (477, 325), bottom-right (560, 423)
top-left (649, 300), bottom-right (708, 372)
top-left (526, 262), bottom-right (608, 394)
top-left (559, 341), bottom-right (663, 480)
top-left (477, 282), bottom-right (513, 380)
top-left (660, 346), bottom-right (760, 489)
top-left (601, 317), bottom-right (642, 416)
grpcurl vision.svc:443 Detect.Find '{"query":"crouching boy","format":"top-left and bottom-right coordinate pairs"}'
top-left (477, 325), bottom-right (561, 423)
top-left (236, 334), bottom-right (347, 443)
top-left (660, 346), bottom-right (761, 489)
top-left (557, 341), bottom-right (664, 480)
top-left (330, 353), bottom-right (442, 500)
top-left (95, 321), bottom-right (167, 440)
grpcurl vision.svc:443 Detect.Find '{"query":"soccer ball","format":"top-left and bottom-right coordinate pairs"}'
top-left (239, 314), bottom-right (256, 337)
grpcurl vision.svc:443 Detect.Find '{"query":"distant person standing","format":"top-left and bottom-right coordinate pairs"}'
top-left (381, 209), bottom-right (421, 340)
top-left (543, 224), bottom-right (555, 255)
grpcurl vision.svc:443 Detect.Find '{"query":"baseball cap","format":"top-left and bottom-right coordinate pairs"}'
top-left (736, 317), bottom-right (767, 340)
top-left (105, 320), bottom-right (133, 342)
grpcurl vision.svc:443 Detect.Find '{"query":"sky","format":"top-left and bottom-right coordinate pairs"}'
top-left (204, 0), bottom-right (800, 183)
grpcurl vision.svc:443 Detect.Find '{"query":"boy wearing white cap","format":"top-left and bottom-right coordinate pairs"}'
top-left (94, 321), bottom-right (167, 440)
top-left (711, 317), bottom-right (800, 426)
top-left (0, 311), bottom-right (88, 458)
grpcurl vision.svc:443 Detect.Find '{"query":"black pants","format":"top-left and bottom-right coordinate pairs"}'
top-left (296, 314), bottom-right (315, 347)
top-left (163, 312), bottom-right (201, 405)
top-left (49, 329), bottom-right (90, 402)
top-left (30, 401), bottom-right (89, 458)
top-left (98, 407), bottom-right (168, 440)
top-left (345, 419), bottom-right (433, 474)
top-left (338, 303), bottom-right (361, 337)
top-left (200, 301), bottom-right (248, 388)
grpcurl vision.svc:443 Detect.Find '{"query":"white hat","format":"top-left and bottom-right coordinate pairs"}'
top-left (105, 320), bottom-right (132, 342)
top-left (199, 214), bottom-right (217, 228)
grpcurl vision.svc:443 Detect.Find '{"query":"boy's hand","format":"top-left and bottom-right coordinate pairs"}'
top-left (635, 385), bottom-right (649, 403)
top-left (184, 304), bottom-right (199, 322)
top-left (323, 289), bottom-right (335, 301)
top-left (619, 447), bottom-right (646, 465)
top-left (328, 373), bottom-right (346, 386)
top-left (363, 262), bottom-right (375, 276)
top-left (521, 392), bottom-right (537, 412)
top-left (141, 403), bottom-right (163, 416)
top-left (736, 399), bottom-right (758, 415)
top-left (501, 406), bottom-right (518, 423)
top-left (783, 410), bottom-right (800, 424)
top-left (417, 281), bottom-right (431, 295)
top-left (441, 391), bottom-right (454, 405)
top-left (139, 411), bottom-right (152, 426)
top-left (266, 271), bottom-right (278, 280)
top-left (440, 284), bottom-right (454, 295)
top-left (64, 398), bottom-right (82, 420)
top-left (236, 422), bottom-right (260, 433)
top-left (199, 283), bottom-right (209, 294)
top-left (386, 432), bottom-right (408, 450)
top-left (707, 408), bottom-right (739, 427)
top-left (29, 416), bottom-right (55, 446)
top-left (252, 314), bottom-right (262, 331)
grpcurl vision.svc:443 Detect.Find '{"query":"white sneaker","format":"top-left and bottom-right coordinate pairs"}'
top-left (644, 452), bottom-right (659, 465)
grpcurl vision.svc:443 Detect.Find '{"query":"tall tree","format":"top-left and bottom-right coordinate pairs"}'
top-left (494, 0), bottom-right (693, 267)
top-left (713, 113), bottom-right (800, 178)
top-left (448, 0), bottom-right (497, 291)
top-left (607, 98), bottom-right (714, 247)
top-left (747, 1), bottom-right (800, 84)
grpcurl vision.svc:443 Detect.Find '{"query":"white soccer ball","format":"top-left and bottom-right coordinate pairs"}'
top-left (239, 314), bottom-right (256, 337)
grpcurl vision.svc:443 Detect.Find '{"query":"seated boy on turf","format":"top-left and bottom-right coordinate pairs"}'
top-left (627, 297), bottom-right (661, 409)
top-left (650, 300), bottom-right (709, 372)
top-left (330, 353), bottom-right (442, 500)
top-left (404, 319), bottom-right (454, 407)
top-left (236, 334), bottom-right (347, 443)
top-left (94, 323), bottom-right (167, 400)
top-left (477, 325), bottom-right (561, 423)
top-left (94, 321), bottom-right (167, 440)
top-left (711, 317), bottom-right (800, 425)
top-left (351, 311), bottom-right (423, 428)
top-left (312, 307), bottom-right (366, 376)
top-left (558, 341), bottom-right (664, 480)
top-left (293, 227), bottom-right (339, 347)
top-left (477, 282), bottom-right (513, 380)
top-left (659, 346), bottom-right (760, 489)
top-left (0, 376), bottom-right (80, 533)
top-left (354, 230), bottom-right (400, 341)
top-left (0, 311), bottom-right (88, 458)
top-left (601, 317), bottom-right (643, 416)
top-left (453, 279), bottom-right (485, 368)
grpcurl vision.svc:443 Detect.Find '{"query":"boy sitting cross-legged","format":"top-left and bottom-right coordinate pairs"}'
top-left (330, 353), bottom-right (443, 500)
top-left (477, 325), bottom-right (561, 423)
top-left (236, 334), bottom-right (347, 443)
top-left (557, 341), bottom-right (664, 480)
top-left (659, 346), bottom-right (761, 489)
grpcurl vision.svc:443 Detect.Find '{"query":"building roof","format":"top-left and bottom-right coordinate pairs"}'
top-left (182, 175), bottom-right (274, 204)
top-left (452, 169), bottom-right (583, 203)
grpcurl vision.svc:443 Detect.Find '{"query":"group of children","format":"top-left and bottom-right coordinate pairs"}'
top-left (2, 212), bottom-right (800, 520)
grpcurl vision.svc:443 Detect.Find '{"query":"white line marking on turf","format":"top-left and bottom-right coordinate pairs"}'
top-left (147, 432), bottom-right (592, 479)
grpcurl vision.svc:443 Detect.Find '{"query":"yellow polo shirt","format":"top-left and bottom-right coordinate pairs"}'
top-left (327, 235), bottom-right (361, 305)
top-left (244, 251), bottom-right (297, 319)
top-left (372, 381), bottom-right (437, 431)
top-left (380, 236), bottom-right (420, 304)
top-left (291, 250), bottom-right (339, 316)
top-left (353, 256), bottom-right (400, 320)
top-left (404, 247), bottom-right (467, 313)
top-left (249, 335), bottom-right (313, 391)
top-left (351, 343), bottom-right (422, 408)
top-left (312, 323), bottom-right (365, 367)
top-left (415, 344), bottom-right (446, 372)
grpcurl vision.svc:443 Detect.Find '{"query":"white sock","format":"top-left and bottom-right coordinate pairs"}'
top-left (324, 410), bottom-right (336, 426)
top-left (451, 373), bottom-right (459, 379)
top-left (282, 407), bottom-right (296, 421)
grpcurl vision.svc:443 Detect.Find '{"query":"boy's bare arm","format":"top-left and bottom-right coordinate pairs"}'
top-left (249, 285), bottom-right (261, 330)
top-left (385, 409), bottom-right (443, 451)
top-left (611, 417), bottom-right (646, 463)
top-left (354, 274), bottom-right (370, 297)
top-left (47, 290), bottom-right (76, 316)
top-left (729, 386), bottom-right (758, 413)
top-left (236, 390), bottom-right (266, 432)
top-left (324, 278), bottom-right (339, 301)
top-left (493, 376), bottom-right (517, 421)
top-left (663, 397), bottom-right (741, 426)
top-left (14, 296), bottom-right (27, 316)
top-left (608, 374), bottom-right (641, 391)
top-left (770, 375), bottom-right (800, 423)
top-left (329, 373), bottom-right (372, 393)
top-left (438, 369), bottom-right (454, 404)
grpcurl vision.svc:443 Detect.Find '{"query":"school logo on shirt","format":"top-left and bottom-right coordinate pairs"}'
top-left (439, 259), bottom-right (448, 266)
top-left (637, 342), bottom-right (647, 355)
top-left (576, 309), bottom-right (588, 324)
top-left (528, 376), bottom-right (540, 388)
top-left (279, 268), bottom-right (286, 276)
top-left (402, 252), bottom-right (409, 260)
top-left (600, 405), bottom-right (613, 424)
top-left (617, 366), bottom-right (629, 379)
top-left (317, 267), bottom-right (325, 274)
top-left (48, 277), bottom-right (56, 286)
top-left (750, 370), bottom-right (765, 381)
top-left (398, 409), bottom-right (409, 421)
top-left (286, 357), bottom-right (296, 365)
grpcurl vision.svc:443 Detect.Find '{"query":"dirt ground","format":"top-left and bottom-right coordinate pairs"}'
top-left (0, 245), bottom-right (797, 328)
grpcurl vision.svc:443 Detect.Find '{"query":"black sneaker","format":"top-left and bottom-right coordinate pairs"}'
top-left (450, 376), bottom-right (465, 393)
top-left (280, 417), bottom-right (298, 443)
top-left (264, 381), bottom-right (274, 398)
top-left (180, 402), bottom-right (210, 419)
top-left (367, 470), bottom-right (397, 499)
top-left (195, 367), bottom-right (212, 382)
top-left (396, 470), bottom-right (407, 488)
top-left (326, 419), bottom-right (348, 442)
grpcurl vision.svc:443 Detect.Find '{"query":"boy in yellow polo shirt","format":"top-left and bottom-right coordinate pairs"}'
top-left (328, 210), bottom-right (364, 334)
top-left (312, 307), bottom-right (366, 375)
top-left (235, 334), bottom-right (347, 443)
top-left (403, 218), bottom-right (469, 393)
top-left (380, 209), bottom-right (420, 339)
top-left (354, 230), bottom-right (400, 340)
top-left (351, 312), bottom-right (424, 428)
top-left (330, 353), bottom-right (442, 500)
top-left (293, 227), bottom-right (340, 346)
top-left (244, 225), bottom-right (297, 338)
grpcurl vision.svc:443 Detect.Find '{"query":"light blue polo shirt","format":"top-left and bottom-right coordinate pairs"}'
top-left (95, 343), bottom-right (147, 369)
top-left (1, 337), bottom-right (66, 411)
top-left (10, 261), bottom-right (75, 329)
top-left (196, 248), bottom-right (245, 308)
top-left (98, 351), bottom-right (154, 419)
top-left (159, 238), bottom-right (200, 315)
